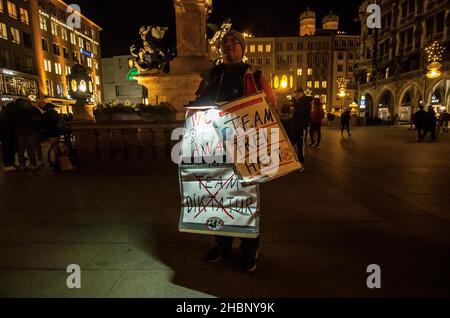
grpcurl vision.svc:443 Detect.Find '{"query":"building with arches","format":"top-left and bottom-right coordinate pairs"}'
top-left (357, 0), bottom-right (449, 122)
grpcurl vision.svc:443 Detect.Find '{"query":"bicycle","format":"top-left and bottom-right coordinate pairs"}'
top-left (47, 126), bottom-right (78, 170)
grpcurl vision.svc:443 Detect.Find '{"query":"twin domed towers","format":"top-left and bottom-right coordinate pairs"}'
top-left (300, 9), bottom-right (339, 36)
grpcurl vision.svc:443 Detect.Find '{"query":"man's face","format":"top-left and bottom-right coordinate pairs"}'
top-left (221, 35), bottom-right (243, 64)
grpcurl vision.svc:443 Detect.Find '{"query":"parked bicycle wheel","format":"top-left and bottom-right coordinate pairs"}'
top-left (48, 141), bottom-right (70, 168)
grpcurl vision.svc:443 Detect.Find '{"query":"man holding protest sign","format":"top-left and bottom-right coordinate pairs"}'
top-left (193, 30), bottom-right (276, 272)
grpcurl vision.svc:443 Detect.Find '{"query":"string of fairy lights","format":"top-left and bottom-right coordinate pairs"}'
top-left (425, 41), bottom-right (444, 64)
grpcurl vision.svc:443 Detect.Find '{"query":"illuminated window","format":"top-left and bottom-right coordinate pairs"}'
top-left (87, 57), bottom-right (92, 68)
top-left (10, 27), bottom-right (20, 44)
top-left (266, 44), bottom-right (271, 52)
top-left (258, 45), bottom-right (263, 52)
top-left (281, 75), bottom-right (288, 88)
top-left (0, 23), bottom-right (7, 40)
top-left (307, 81), bottom-right (312, 88)
top-left (44, 59), bottom-right (52, 72)
top-left (93, 45), bottom-right (97, 55)
top-left (95, 60), bottom-right (99, 70)
top-left (307, 68), bottom-right (313, 75)
top-left (88, 81), bottom-right (93, 93)
top-left (71, 79), bottom-right (77, 92)
top-left (314, 81), bottom-right (320, 88)
top-left (54, 63), bottom-right (62, 75)
top-left (56, 82), bottom-right (64, 97)
top-left (322, 81), bottom-right (327, 88)
top-left (46, 80), bottom-right (53, 97)
top-left (39, 16), bottom-right (47, 31)
top-left (61, 28), bottom-right (68, 41)
top-left (297, 69), bottom-right (302, 76)
top-left (250, 45), bottom-right (255, 53)
top-left (79, 80), bottom-right (87, 92)
top-left (19, 8), bottom-right (29, 24)
top-left (51, 23), bottom-right (58, 36)
top-left (78, 37), bottom-right (84, 49)
top-left (65, 66), bottom-right (71, 75)
top-left (96, 76), bottom-right (100, 85)
top-left (0, 1), bottom-right (3, 13)
top-left (274, 76), bottom-right (279, 89)
top-left (70, 33), bottom-right (76, 45)
top-left (290, 76), bottom-right (294, 89)
top-left (86, 41), bottom-right (91, 52)
top-left (7, 1), bottom-right (17, 19)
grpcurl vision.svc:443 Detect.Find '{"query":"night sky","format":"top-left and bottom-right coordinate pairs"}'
top-left (75, 0), bottom-right (363, 58)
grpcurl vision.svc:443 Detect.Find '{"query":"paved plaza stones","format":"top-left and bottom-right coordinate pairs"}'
top-left (0, 126), bottom-right (449, 297)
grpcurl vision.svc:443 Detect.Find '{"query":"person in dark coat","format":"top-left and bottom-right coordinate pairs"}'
top-left (423, 106), bottom-right (437, 142)
top-left (0, 102), bottom-right (17, 171)
top-left (340, 109), bottom-right (352, 137)
top-left (41, 103), bottom-right (63, 144)
top-left (291, 87), bottom-right (311, 171)
top-left (195, 30), bottom-right (276, 273)
top-left (414, 105), bottom-right (427, 141)
top-left (309, 98), bottom-right (325, 148)
top-left (12, 98), bottom-right (38, 170)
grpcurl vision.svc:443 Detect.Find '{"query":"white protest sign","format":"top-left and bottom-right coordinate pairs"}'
top-left (180, 107), bottom-right (226, 164)
top-left (179, 164), bottom-right (260, 238)
top-left (213, 92), bottom-right (301, 185)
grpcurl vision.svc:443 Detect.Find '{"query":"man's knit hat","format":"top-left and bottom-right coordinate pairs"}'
top-left (221, 30), bottom-right (246, 55)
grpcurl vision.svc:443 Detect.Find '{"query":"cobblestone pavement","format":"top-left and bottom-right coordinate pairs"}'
top-left (0, 126), bottom-right (449, 297)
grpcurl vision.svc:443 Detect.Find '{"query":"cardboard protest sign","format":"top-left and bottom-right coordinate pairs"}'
top-left (178, 164), bottom-right (260, 238)
top-left (180, 107), bottom-right (226, 164)
top-left (213, 92), bottom-right (301, 185)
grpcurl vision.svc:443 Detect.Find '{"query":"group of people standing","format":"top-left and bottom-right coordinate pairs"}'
top-left (0, 99), bottom-right (65, 171)
top-left (411, 105), bottom-right (448, 142)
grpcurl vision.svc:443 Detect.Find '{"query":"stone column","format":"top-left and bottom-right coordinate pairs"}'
top-left (170, 0), bottom-right (212, 74)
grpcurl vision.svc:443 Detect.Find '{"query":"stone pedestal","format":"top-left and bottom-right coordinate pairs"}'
top-left (136, 72), bottom-right (203, 121)
top-left (72, 100), bottom-right (95, 122)
top-left (135, 0), bottom-right (212, 119)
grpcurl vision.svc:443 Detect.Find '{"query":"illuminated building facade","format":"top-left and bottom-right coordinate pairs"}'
top-left (0, 0), bottom-right (38, 106)
top-left (358, 0), bottom-right (449, 121)
top-left (102, 55), bottom-right (149, 105)
top-left (243, 10), bottom-right (361, 112)
top-left (0, 0), bottom-right (102, 111)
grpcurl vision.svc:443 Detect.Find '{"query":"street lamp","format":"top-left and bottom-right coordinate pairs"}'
top-left (336, 77), bottom-right (349, 112)
top-left (67, 64), bottom-right (95, 122)
top-left (425, 41), bottom-right (444, 79)
top-left (422, 41), bottom-right (445, 110)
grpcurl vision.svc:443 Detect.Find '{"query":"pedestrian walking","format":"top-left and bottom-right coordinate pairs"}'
top-left (340, 109), bottom-right (352, 137)
top-left (12, 98), bottom-right (38, 170)
top-left (309, 98), bottom-right (324, 148)
top-left (291, 87), bottom-right (312, 172)
top-left (393, 113), bottom-right (400, 127)
top-left (414, 105), bottom-right (427, 141)
top-left (195, 30), bottom-right (276, 272)
top-left (423, 106), bottom-right (437, 142)
top-left (409, 112), bottom-right (416, 130)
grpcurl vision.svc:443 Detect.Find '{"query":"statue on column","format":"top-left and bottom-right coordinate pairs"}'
top-left (130, 25), bottom-right (176, 73)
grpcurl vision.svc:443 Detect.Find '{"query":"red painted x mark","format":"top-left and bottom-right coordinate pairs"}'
top-left (193, 174), bottom-right (235, 220)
